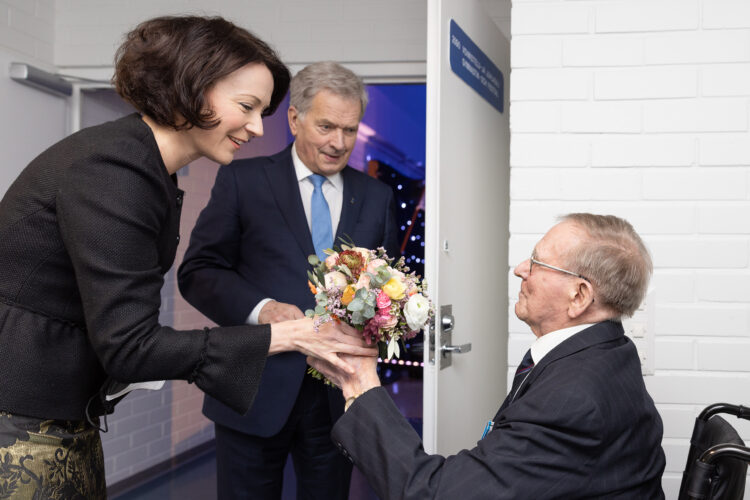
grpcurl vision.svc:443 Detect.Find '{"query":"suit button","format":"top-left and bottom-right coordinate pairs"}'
top-left (176, 196), bottom-right (183, 206)
top-left (176, 235), bottom-right (181, 243)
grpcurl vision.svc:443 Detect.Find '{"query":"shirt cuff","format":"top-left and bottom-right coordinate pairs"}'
top-left (247, 298), bottom-right (273, 325)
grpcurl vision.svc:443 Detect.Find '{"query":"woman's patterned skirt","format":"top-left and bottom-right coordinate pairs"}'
top-left (0, 412), bottom-right (106, 499)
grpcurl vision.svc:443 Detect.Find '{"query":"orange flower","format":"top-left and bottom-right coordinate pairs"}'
top-left (307, 280), bottom-right (317, 295)
top-left (341, 285), bottom-right (356, 306)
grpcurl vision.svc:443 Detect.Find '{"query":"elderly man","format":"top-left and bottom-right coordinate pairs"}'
top-left (309, 213), bottom-right (666, 499)
top-left (178, 62), bottom-right (398, 499)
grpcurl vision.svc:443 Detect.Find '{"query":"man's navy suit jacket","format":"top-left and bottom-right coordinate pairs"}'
top-left (331, 321), bottom-right (667, 499)
top-left (178, 145), bottom-right (399, 437)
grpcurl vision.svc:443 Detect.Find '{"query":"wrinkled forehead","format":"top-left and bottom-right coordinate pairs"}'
top-left (533, 221), bottom-right (586, 261)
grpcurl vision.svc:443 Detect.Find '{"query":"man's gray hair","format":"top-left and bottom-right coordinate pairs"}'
top-left (560, 213), bottom-right (652, 318)
top-left (289, 61), bottom-right (368, 119)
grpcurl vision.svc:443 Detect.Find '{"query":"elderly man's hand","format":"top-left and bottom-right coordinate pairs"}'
top-left (307, 352), bottom-right (381, 400)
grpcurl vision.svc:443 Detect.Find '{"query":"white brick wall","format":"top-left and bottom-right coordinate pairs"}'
top-left (0, 0), bottom-right (65, 196)
top-left (508, 1), bottom-right (750, 497)
top-left (4, 0), bottom-right (748, 496)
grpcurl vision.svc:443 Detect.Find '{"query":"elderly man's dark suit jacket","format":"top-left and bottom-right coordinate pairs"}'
top-left (177, 144), bottom-right (398, 436)
top-left (331, 320), bottom-right (666, 499)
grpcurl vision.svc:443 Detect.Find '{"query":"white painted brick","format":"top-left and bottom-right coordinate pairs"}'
top-left (512, 3), bottom-right (590, 35)
top-left (510, 168), bottom-right (566, 200)
top-left (591, 134), bottom-right (694, 167)
top-left (510, 102), bottom-right (561, 133)
top-left (511, 167), bottom-right (642, 200)
top-left (658, 404), bottom-right (700, 439)
top-left (35, 0), bottom-right (55, 23)
top-left (698, 340), bottom-right (750, 372)
top-left (508, 234), bottom-right (540, 267)
top-left (563, 36), bottom-right (643, 67)
top-left (702, 64), bottom-right (750, 97)
top-left (648, 237), bottom-right (749, 269)
top-left (703, 0), bottom-right (750, 29)
top-left (655, 303), bottom-right (750, 335)
top-left (699, 134), bottom-right (750, 166)
top-left (510, 134), bottom-right (589, 166)
top-left (643, 168), bottom-right (747, 200)
top-left (4, 0), bottom-right (35, 15)
top-left (595, 0), bottom-right (699, 33)
top-left (561, 101), bottom-right (641, 133)
top-left (595, 67), bottom-right (697, 100)
top-left (655, 338), bottom-right (694, 370)
top-left (645, 372), bottom-right (750, 405)
top-left (560, 168), bottom-right (642, 200)
top-left (510, 68), bottom-right (591, 101)
top-left (509, 201), bottom-right (570, 234)
top-left (697, 203), bottom-right (750, 234)
top-left (0, 23), bottom-right (39, 60)
top-left (695, 272), bottom-right (750, 302)
top-left (644, 30), bottom-right (750, 65)
top-left (644, 98), bottom-right (747, 133)
top-left (652, 271), bottom-right (696, 302)
top-left (8, 5), bottom-right (52, 43)
top-left (511, 36), bottom-right (562, 68)
top-left (661, 439), bottom-right (690, 474)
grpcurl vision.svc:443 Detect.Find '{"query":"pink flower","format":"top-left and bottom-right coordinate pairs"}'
top-left (366, 258), bottom-right (388, 274)
top-left (374, 311), bottom-right (398, 329)
top-left (376, 289), bottom-right (391, 310)
top-left (324, 253), bottom-right (339, 270)
top-left (355, 273), bottom-right (371, 290)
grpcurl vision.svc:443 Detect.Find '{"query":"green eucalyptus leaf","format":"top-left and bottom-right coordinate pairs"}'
top-left (314, 305), bottom-right (326, 315)
top-left (348, 298), bottom-right (364, 312)
top-left (308, 255), bottom-right (320, 266)
top-left (363, 305), bottom-right (376, 319)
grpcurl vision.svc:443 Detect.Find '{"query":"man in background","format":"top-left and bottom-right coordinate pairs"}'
top-left (310, 213), bottom-right (666, 499)
top-left (178, 61), bottom-right (398, 499)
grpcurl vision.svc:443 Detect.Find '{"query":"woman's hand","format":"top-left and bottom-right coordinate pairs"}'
top-left (268, 318), bottom-right (377, 374)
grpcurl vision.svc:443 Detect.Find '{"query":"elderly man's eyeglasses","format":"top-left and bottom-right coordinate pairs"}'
top-left (529, 257), bottom-right (590, 282)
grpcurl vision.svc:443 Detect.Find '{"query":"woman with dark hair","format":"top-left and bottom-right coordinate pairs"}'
top-left (0, 15), bottom-right (370, 498)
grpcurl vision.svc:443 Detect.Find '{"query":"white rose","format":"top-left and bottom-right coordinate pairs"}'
top-left (324, 271), bottom-right (348, 289)
top-left (404, 294), bottom-right (430, 331)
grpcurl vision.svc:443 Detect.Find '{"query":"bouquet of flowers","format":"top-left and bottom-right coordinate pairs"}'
top-left (305, 243), bottom-right (433, 382)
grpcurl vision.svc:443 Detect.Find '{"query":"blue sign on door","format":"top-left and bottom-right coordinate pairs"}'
top-left (449, 19), bottom-right (504, 113)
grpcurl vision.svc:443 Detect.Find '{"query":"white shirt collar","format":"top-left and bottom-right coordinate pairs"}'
top-left (530, 323), bottom-right (595, 364)
top-left (291, 142), bottom-right (344, 191)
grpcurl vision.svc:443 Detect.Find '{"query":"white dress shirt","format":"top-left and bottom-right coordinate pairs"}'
top-left (528, 323), bottom-right (595, 365)
top-left (247, 142), bottom-right (344, 324)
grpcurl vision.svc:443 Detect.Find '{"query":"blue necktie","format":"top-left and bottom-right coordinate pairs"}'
top-left (310, 174), bottom-right (333, 261)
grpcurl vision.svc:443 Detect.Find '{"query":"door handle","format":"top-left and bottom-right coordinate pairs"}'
top-left (441, 342), bottom-right (472, 354)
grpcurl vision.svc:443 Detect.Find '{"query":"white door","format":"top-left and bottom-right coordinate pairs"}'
top-left (423, 0), bottom-right (510, 455)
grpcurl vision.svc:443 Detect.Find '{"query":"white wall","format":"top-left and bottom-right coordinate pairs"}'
top-left (4, 0), bottom-right (747, 496)
top-left (507, 0), bottom-right (750, 497)
top-left (0, 0), bottom-right (66, 195)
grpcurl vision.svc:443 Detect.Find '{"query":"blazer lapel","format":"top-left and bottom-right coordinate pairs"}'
top-left (517, 321), bottom-right (624, 399)
top-left (493, 321), bottom-right (625, 424)
top-left (335, 167), bottom-right (366, 245)
top-left (263, 146), bottom-right (316, 258)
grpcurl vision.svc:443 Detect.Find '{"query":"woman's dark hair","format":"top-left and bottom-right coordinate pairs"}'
top-left (113, 16), bottom-right (290, 130)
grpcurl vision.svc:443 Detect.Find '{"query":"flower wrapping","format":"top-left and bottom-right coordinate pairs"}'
top-left (305, 244), bottom-right (434, 383)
